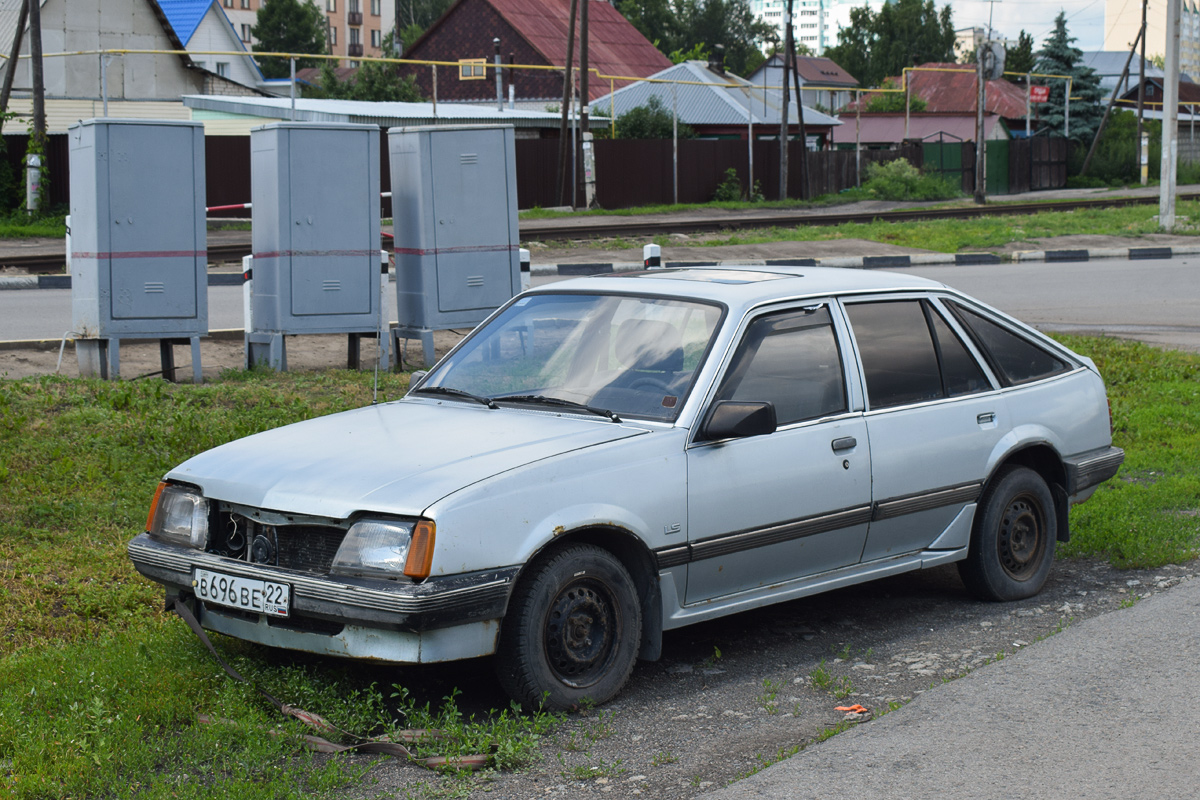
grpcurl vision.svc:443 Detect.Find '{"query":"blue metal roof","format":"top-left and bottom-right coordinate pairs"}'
top-left (157, 0), bottom-right (213, 46)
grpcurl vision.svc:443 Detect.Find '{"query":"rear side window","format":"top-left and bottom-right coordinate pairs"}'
top-left (715, 306), bottom-right (846, 426)
top-left (946, 301), bottom-right (1070, 386)
top-left (846, 299), bottom-right (992, 410)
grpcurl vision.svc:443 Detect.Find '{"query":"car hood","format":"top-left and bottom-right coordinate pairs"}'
top-left (167, 398), bottom-right (648, 519)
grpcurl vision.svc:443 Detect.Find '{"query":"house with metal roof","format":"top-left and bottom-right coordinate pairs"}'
top-left (399, 0), bottom-right (672, 106)
top-left (1081, 51), bottom-right (1168, 100)
top-left (746, 54), bottom-right (860, 112)
top-left (157, 0), bottom-right (281, 94)
top-left (589, 59), bottom-right (840, 145)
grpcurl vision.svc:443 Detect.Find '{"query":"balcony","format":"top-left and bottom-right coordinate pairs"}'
top-left (348, 42), bottom-right (364, 57)
top-left (348, 11), bottom-right (363, 25)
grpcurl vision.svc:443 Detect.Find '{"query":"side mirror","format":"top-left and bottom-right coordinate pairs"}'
top-left (699, 401), bottom-right (777, 441)
top-left (408, 370), bottom-right (428, 393)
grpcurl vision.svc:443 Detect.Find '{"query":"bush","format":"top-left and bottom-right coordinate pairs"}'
top-left (713, 168), bottom-right (742, 202)
top-left (857, 158), bottom-right (961, 200)
top-left (1074, 110), bottom-right (1161, 184)
top-left (614, 96), bottom-right (696, 139)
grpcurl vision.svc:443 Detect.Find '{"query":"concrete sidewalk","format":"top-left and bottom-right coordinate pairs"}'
top-left (700, 576), bottom-right (1200, 800)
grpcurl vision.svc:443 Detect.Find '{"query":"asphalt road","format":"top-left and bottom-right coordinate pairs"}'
top-left (4, 255), bottom-right (1200, 351)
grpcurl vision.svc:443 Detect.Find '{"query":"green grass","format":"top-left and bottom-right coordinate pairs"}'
top-left (0, 211), bottom-right (66, 239)
top-left (682, 201), bottom-right (1200, 254)
top-left (0, 337), bottom-right (1196, 792)
top-left (1056, 336), bottom-right (1200, 568)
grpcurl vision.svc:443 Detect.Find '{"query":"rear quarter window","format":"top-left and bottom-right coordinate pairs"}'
top-left (946, 301), bottom-right (1071, 386)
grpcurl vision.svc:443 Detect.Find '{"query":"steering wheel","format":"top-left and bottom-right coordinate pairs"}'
top-left (628, 376), bottom-right (673, 395)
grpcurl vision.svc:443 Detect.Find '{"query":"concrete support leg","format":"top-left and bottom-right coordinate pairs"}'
top-left (247, 333), bottom-right (286, 371)
top-left (108, 338), bottom-right (120, 380)
top-left (190, 337), bottom-right (203, 384)
top-left (76, 339), bottom-right (108, 379)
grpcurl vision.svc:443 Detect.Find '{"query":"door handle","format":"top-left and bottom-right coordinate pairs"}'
top-left (831, 436), bottom-right (857, 452)
top-left (977, 412), bottom-right (996, 425)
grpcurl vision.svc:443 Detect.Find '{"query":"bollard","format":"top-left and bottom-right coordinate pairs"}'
top-left (643, 243), bottom-right (662, 269)
top-left (520, 247), bottom-right (531, 292)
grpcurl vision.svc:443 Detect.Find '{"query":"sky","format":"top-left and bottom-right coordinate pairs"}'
top-left (941, 0), bottom-right (1108, 52)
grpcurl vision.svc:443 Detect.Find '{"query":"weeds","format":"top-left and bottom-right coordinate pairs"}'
top-left (651, 750), bottom-right (679, 766)
top-left (757, 678), bottom-right (780, 715)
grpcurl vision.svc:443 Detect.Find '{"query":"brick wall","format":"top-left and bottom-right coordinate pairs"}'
top-left (401, 0), bottom-right (565, 103)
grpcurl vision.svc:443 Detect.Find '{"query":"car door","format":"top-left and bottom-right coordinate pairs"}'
top-left (685, 303), bottom-right (872, 604)
top-left (842, 296), bottom-right (1006, 562)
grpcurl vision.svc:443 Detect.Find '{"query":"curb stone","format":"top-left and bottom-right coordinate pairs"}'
top-left (2, 244), bottom-right (1198, 291)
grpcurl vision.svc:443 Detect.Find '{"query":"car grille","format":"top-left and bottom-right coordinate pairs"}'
top-left (209, 511), bottom-right (347, 575)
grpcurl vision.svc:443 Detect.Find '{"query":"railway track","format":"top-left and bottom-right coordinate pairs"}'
top-left (5, 193), bottom-right (1195, 273)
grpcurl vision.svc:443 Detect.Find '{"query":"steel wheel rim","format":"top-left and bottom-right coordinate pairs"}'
top-left (997, 493), bottom-right (1046, 580)
top-left (544, 579), bottom-right (619, 688)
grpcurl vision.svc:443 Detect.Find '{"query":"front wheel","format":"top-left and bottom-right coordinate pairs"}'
top-left (958, 466), bottom-right (1057, 602)
top-left (495, 544), bottom-right (642, 711)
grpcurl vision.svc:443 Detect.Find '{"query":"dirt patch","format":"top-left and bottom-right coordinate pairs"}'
top-left (0, 331), bottom-right (468, 382)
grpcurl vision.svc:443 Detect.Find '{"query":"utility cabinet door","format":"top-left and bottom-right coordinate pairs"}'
top-left (430, 129), bottom-right (515, 313)
top-left (287, 128), bottom-right (374, 317)
top-left (107, 125), bottom-right (199, 320)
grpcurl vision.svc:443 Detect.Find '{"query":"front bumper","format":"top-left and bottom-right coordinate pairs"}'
top-left (128, 533), bottom-right (518, 634)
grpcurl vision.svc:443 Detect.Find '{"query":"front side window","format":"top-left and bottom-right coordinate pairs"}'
top-left (713, 306), bottom-right (846, 426)
top-left (422, 293), bottom-right (723, 421)
top-left (946, 301), bottom-right (1070, 386)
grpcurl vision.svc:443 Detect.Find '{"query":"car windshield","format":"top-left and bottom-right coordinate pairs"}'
top-left (420, 292), bottom-right (724, 421)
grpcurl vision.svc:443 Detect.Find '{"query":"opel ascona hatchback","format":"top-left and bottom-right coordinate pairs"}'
top-left (130, 266), bottom-right (1123, 710)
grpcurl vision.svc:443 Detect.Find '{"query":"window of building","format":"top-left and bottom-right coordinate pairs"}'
top-left (216, 62), bottom-right (230, 77)
top-left (241, 23), bottom-right (251, 42)
top-left (223, 0), bottom-right (233, 7)
top-left (371, 28), bottom-right (381, 47)
top-left (241, 0), bottom-right (251, 8)
top-left (459, 58), bottom-right (486, 79)
top-left (371, 0), bottom-right (381, 13)
top-left (349, 0), bottom-right (361, 11)
top-left (329, 25), bottom-right (337, 45)
top-left (350, 27), bottom-right (361, 45)
top-left (327, 0), bottom-right (336, 10)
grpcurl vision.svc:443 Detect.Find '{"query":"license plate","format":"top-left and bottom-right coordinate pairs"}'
top-left (194, 568), bottom-right (290, 617)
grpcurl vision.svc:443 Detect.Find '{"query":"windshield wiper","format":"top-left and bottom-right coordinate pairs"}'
top-left (413, 385), bottom-right (498, 409)
top-left (500, 394), bottom-right (622, 423)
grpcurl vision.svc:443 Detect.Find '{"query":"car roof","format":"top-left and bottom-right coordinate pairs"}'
top-left (531, 265), bottom-right (951, 310)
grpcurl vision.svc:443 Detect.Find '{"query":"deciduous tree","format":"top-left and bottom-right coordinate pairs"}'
top-left (823, 0), bottom-right (956, 87)
top-left (252, 0), bottom-right (328, 79)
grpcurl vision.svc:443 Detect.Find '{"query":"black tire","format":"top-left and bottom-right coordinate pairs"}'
top-left (495, 544), bottom-right (642, 711)
top-left (958, 465), bottom-right (1057, 602)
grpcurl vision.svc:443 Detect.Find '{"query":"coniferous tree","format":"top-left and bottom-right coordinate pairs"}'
top-left (1006, 30), bottom-right (1036, 79)
top-left (1035, 13), bottom-right (1104, 143)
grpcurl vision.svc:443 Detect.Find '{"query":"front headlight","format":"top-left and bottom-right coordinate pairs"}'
top-left (146, 482), bottom-right (210, 550)
top-left (332, 519), bottom-right (436, 580)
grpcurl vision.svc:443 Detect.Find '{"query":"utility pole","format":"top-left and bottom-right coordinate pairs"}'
top-left (790, 32), bottom-right (808, 199)
top-left (0, 0), bottom-right (29, 137)
top-left (28, 0), bottom-right (44, 141)
top-left (1136, 0), bottom-right (1148, 178)
top-left (580, 0), bottom-right (589, 137)
top-left (1161, 0), bottom-right (1182, 228)
top-left (556, 0), bottom-right (579, 207)
top-left (1082, 26), bottom-right (1144, 176)
top-left (974, 30), bottom-right (987, 204)
top-left (780, 0), bottom-right (794, 200)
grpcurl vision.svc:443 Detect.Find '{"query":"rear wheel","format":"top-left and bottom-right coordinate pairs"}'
top-left (496, 544), bottom-right (642, 711)
top-left (958, 466), bottom-right (1057, 601)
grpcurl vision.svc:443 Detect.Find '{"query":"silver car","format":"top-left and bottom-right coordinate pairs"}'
top-left (129, 266), bottom-right (1123, 710)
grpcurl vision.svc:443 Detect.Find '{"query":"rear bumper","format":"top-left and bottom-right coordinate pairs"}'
top-left (1064, 445), bottom-right (1125, 496)
top-left (128, 533), bottom-right (517, 635)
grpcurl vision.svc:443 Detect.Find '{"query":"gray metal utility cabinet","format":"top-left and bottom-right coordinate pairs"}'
top-left (68, 119), bottom-right (208, 382)
top-left (247, 122), bottom-right (387, 370)
top-left (389, 124), bottom-right (520, 366)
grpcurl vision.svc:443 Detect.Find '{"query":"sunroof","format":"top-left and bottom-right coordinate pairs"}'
top-left (624, 269), bottom-right (791, 284)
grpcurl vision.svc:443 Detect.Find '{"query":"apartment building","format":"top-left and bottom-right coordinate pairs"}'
top-left (750, 0), bottom-right (833, 53)
top-left (220, 0), bottom-right (385, 65)
top-left (1104, 0), bottom-right (1200, 81)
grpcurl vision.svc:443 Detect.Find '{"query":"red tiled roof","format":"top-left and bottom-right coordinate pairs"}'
top-left (412, 0), bottom-right (671, 100)
top-left (846, 63), bottom-right (1029, 118)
